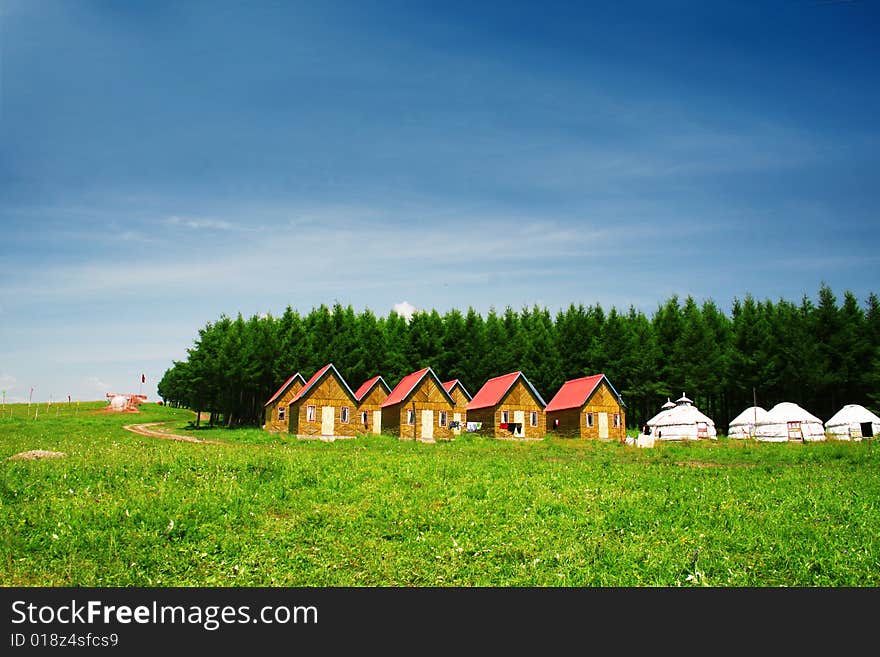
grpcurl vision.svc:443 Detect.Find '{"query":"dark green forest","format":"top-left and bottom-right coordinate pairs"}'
top-left (157, 284), bottom-right (880, 431)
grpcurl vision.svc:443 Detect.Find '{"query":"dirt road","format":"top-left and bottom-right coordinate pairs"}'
top-left (122, 422), bottom-right (223, 445)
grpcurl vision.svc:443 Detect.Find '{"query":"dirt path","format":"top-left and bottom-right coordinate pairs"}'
top-left (123, 422), bottom-right (224, 445)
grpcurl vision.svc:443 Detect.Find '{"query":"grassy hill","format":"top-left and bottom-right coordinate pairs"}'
top-left (2, 402), bottom-right (878, 586)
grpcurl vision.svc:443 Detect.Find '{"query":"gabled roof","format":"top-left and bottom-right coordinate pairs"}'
top-left (381, 367), bottom-right (456, 407)
top-left (354, 375), bottom-right (392, 402)
top-left (544, 373), bottom-right (625, 413)
top-left (264, 372), bottom-right (306, 407)
top-left (290, 363), bottom-right (358, 405)
top-left (442, 379), bottom-right (472, 401)
top-left (467, 371), bottom-right (547, 411)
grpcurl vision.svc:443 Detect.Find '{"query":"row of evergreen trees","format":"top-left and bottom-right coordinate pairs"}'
top-left (157, 284), bottom-right (880, 430)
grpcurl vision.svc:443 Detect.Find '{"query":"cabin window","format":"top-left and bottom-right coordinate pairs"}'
top-left (439, 411), bottom-right (447, 427)
top-left (585, 412), bottom-right (594, 427)
top-left (530, 411), bottom-right (538, 427)
top-left (306, 405), bottom-right (316, 422)
top-left (613, 413), bottom-right (620, 428)
top-left (501, 410), bottom-right (509, 424)
top-left (406, 409), bottom-right (415, 425)
top-left (340, 406), bottom-right (350, 423)
top-left (360, 410), bottom-right (368, 425)
top-left (278, 406), bottom-right (286, 421)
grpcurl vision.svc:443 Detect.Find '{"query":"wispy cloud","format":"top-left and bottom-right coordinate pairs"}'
top-left (165, 215), bottom-right (258, 232)
top-left (758, 254), bottom-right (880, 272)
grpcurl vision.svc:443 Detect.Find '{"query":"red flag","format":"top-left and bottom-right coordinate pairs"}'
top-left (141, 374), bottom-right (146, 383)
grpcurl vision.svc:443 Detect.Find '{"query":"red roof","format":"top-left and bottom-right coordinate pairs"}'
top-left (443, 379), bottom-right (472, 401)
top-left (290, 363), bottom-right (357, 404)
top-left (264, 372), bottom-right (305, 407)
top-left (381, 368), bottom-right (430, 407)
top-left (467, 371), bottom-right (546, 411)
top-left (544, 373), bottom-right (625, 412)
top-left (544, 374), bottom-right (604, 412)
top-left (354, 375), bottom-right (391, 401)
top-left (382, 367), bottom-right (456, 407)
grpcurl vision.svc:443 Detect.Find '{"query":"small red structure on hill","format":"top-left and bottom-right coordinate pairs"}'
top-left (106, 393), bottom-right (148, 411)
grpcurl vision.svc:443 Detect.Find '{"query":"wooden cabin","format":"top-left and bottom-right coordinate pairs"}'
top-left (263, 372), bottom-right (306, 432)
top-left (381, 367), bottom-right (456, 441)
top-left (354, 375), bottom-right (392, 435)
top-left (544, 373), bottom-right (626, 441)
top-left (442, 379), bottom-right (472, 436)
top-left (466, 371), bottom-right (547, 439)
top-left (288, 363), bottom-right (360, 439)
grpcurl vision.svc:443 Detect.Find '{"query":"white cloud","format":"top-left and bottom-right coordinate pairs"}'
top-left (392, 301), bottom-right (417, 320)
top-left (166, 215), bottom-right (255, 232)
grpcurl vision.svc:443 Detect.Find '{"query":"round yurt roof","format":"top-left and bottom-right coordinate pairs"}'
top-left (645, 408), bottom-right (670, 425)
top-left (109, 395), bottom-right (128, 410)
top-left (675, 393), bottom-right (693, 405)
top-left (728, 406), bottom-right (769, 427)
top-left (826, 404), bottom-right (880, 428)
top-left (661, 398), bottom-right (676, 409)
top-left (762, 402), bottom-right (823, 425)
top-left (649, 401), bottom-right (715, 428)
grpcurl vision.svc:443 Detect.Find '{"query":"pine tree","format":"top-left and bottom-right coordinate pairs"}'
top-left (304, 304), bottom-right (334, 374)
top-left (381, 310), bottom-right (410, 385)
top-left (652, 296), bottom-right (684, 398)
top-left (482, 307), bottom-right (509, 379)
top-left (439, 308), bottom-right (468, 384)
top-left (621, 306), bottom-right (663, 428)
top-left (518, 305), bottom-right (563, 401)
top-left (349, 307), bottom-right (387, 387)
top-left (459, 307), bottom-right (486, 395)
top-left (701, 299), bottom-right (732, 425)
top-left (275, 306), bottom-right (307, 383)
top-left (728, 296), bottom-right (773, 412)
top-left (812, 284), bottom-right (844, 417)
top-left (555, 303), bottom-right (590, 380)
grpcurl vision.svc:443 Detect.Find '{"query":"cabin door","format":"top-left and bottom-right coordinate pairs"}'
top-left (421, 410), bottom-right (434, 440)
top-left (372, 410), bottom-right (382, 435)
top-left (598, 412), bottom-right (609, 439)
top-left (513, 410), bottom-right (525, 437)
top-left (321, 406), bottom-right (335, 436)
top-left (786, 421), bottom-right (802, 441)
top-left (859, 422), bottom-right (872, 438)
top-left (453, 412), bottom-right (461, 435)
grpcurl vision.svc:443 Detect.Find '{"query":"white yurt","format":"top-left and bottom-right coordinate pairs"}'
top-left (109, 395), bottom-right (129, 411)
top-left (754, 402), bottom-right (826, 442)
top-left (646, 393), bottom-right (717, 441)
top-left (727, 406), bottom-right (769, 439)
top-left (825, 404), bottom-right (880, 440)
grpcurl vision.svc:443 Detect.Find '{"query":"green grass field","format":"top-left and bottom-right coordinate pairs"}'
top-left (2, 401), bottom-right (878, 586)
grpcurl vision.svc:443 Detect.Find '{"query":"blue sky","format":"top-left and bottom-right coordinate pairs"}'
top-left (1, 0), bottom-right (878, 403)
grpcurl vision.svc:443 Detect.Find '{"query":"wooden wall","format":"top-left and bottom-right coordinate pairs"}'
top-left (288, 372), bottom-right (359, 438)
top-left (468, 379), bottom-right (547, 439)
top-left (547, 380), bottom-right (626, 440)
top-left (357, 384), bottom-right (388, 434)
top-left (263, 380), bottom-right (304, 432)
top-left (545, 407), bottom-right (583, 438)
top-left (447, 385), bottom-right (469, 426)
top-left (382, 375), bottom-right (455, 441)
